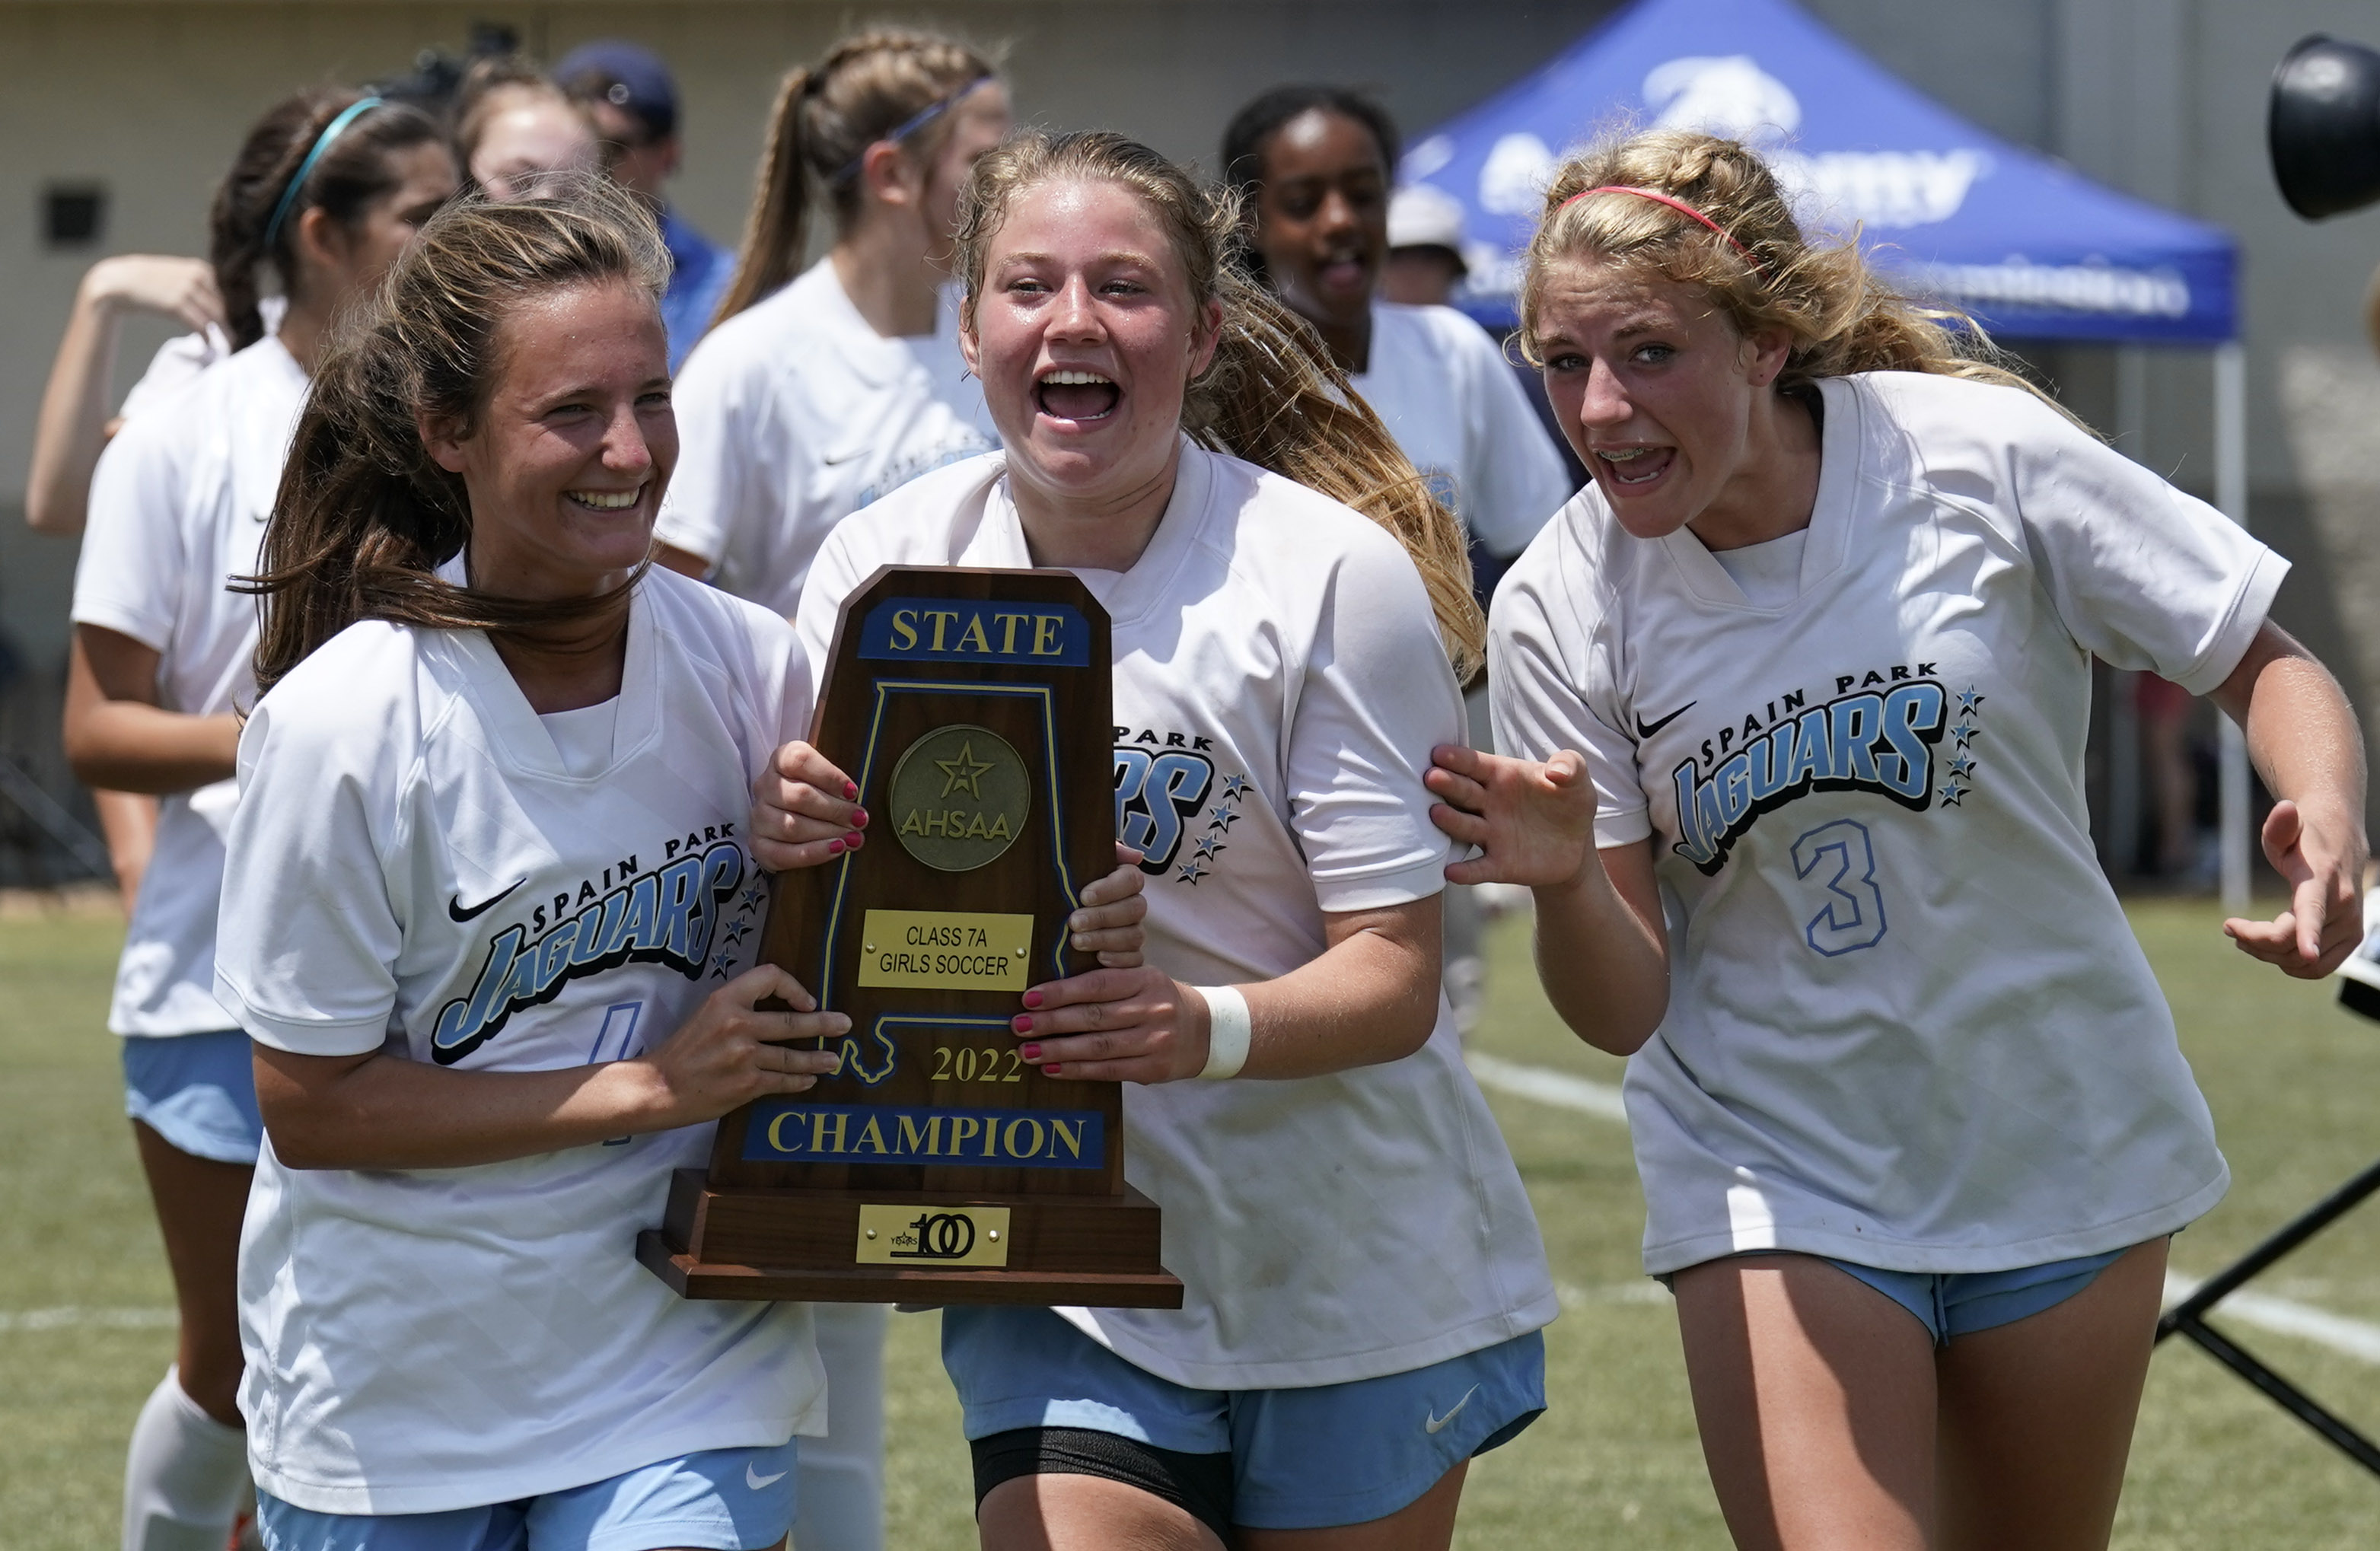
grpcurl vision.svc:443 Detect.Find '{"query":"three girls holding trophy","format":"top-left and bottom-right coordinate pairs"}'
top-left (194, 37), bottom-right (2366, 1551)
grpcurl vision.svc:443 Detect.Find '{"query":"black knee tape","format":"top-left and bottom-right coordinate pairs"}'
top-left (971, 1426), bottom-right (1235, 1544)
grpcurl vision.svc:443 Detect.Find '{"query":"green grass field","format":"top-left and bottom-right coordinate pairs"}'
top-left (6, 898), bottom-right (2380, 1546)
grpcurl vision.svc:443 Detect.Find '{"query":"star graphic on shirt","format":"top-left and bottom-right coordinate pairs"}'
top-left (1938, 780), bottom-right (1967, 807)
top-left (722, 918), bottom-right (753, 947)
top-left (709, 949), bottom-right (737, 979)
top-left (1955, 686), bottom-right (1986, 716)
top-left (1947, 753), bottom-right (1977, 780)
top-left (739, 884), bottom-right (768, 915)
top-left (1176, 861), bottom-right (1208, 885)
top-left (1206, 805), bottom-right (1240, 833)
top-left (1949, 721), bottom-right (1981, 750)
top-left (1219, 772), bottom-right (1252, 801)
top-left (935, 740), bottom-right (997, 799)
top-left (1192, 834), bottom-right (1226, 861)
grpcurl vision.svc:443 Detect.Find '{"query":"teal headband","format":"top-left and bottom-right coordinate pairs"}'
top-left (263, 97), bottom-right (384, 251)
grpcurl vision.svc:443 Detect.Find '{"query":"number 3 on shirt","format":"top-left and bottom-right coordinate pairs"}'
top-left (1789, 820), bottom-right (1888, 957)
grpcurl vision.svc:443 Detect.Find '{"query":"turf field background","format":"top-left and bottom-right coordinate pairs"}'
top-left (5, 897), bottom-right (2379, 1546)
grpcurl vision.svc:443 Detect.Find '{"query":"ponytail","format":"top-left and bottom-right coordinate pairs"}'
top-left (954, 130), bottom-right (1485, 683)
top-left (714, 30), bottom-right (996, 325)
top-left (242, 178), bottom-right (670, 695)
top-left (716, 65), bottom-right (817, 322)
top-left (208, 89), bottom-right (444, 349)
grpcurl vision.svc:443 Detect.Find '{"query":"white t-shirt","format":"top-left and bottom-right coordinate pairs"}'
top-left (1349, 301), bottom-right (1572, 559)
top-left (215, 567), bottom-right (826, 1514)
top-left (655, 259), bottom-right (998, 617)
top-left (799, 442), bottom-right (1556, 1389)
top-left (116, 296), bottom-right (286, 422)
top-left (1492, 371), bottom-right (2285, 1276)
top-left (74, 336), bottom-right (308, 1037)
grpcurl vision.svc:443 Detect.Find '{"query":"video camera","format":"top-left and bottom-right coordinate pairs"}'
top-left (2272, 35), bottom-right (2380, 219)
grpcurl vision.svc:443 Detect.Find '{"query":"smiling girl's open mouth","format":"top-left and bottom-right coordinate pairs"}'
top-left (566, 485), bottom-right (645, 512)
top-left (1036, 368), bottom-right (1120, 422)
top-left (1594, 445), bottom-right (1676, 492)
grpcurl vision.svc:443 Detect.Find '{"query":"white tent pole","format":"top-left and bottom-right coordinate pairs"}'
top-left (2108, 346), bottom-right (2147, 877)
top-left (2215, 341), bottom-right (2251, 912)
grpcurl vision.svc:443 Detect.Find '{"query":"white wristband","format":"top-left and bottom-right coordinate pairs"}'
top-left (1195, 985), bottom-right (1251, 1080)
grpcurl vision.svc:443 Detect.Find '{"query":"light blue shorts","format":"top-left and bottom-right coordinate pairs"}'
top-left (1827, 1248), bottom-right (2133, 1346)
top-left (256, 1441), bottom-right (796, 1551)
top-left (122, 1029), bottom-right (263, 1165)
top-left (943, 1306), bottom-right (1544, 1530)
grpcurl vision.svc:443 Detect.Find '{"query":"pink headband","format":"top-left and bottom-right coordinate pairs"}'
top-left (1560, 185), bottom-right (1768, 277)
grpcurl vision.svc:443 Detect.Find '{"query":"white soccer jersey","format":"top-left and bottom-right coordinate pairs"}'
top-left (655, 259), bottom-right (998, 616)
top-left (117, 298), bottom-right (286, 422)
top-left (215, 568), bottom-right (825, 1514)
top-left (799, 442), bottom-right (1556, 1389)
top-left (1493, 371), bottom-right (2283, 1276)
top-left (73, 336), bottom-right (307, 1037)
top-left (1349, 301), bottom-right (1573, 558)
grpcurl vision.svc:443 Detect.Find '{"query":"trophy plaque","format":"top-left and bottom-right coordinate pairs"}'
top-left (639, 565), bottom-right (1184, 1307)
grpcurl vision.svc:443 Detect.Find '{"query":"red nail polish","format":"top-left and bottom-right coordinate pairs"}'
top-left (827, 837), bottom-right (844, 855)
top-left (1012, 1014), bottom-right (1034, 1033)
top-left (844, 780), bottom-right (857, 799)
top-left (1022, 989), bottom-right (1044, 1009)
top-left (852, 807), bottom-right (868, 827)
top-left (846, 832), bottom-right (865, 849)
top-left (1045, 1063), bottom-right (1062, 1077)
top-left (1021, 1043), bottom-right (1043, 1061)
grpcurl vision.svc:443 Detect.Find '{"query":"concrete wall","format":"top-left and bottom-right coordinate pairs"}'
top-left (5, 0), bottom-right (2380, 875)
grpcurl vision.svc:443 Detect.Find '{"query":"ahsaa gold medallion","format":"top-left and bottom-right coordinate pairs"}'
top-left (886, 724), bottom-right (1033, 872)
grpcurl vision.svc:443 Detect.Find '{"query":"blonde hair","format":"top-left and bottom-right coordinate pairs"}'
top-left (1522, 129), bottom-right (2063, 412)
top-left (244, 179), bottom-right (669, 696)
top-left (713, 29), bottom-right (995, 323)
top-left (951, 130), bottom-right (1486, 681)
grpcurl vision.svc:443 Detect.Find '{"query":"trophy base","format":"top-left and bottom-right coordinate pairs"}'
top-left (637, 1169), bottom-right (1186, 1308)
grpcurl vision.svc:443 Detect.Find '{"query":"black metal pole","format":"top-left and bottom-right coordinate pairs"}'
top-left (2164, 1314), bottom-right (2380, 1475)
top-left (2159, 1157), bottom-right (2380, 1335)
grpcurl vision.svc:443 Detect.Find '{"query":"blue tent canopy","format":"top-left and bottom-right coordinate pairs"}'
top-left (1407, 0), bottom-right (2236, 342)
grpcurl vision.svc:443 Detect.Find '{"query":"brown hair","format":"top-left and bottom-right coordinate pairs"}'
top-left (1521, 129), bottom-right (2063, 412)
top-left (243, 177), bottom-right (669, 696)
top-left (712, 29), bottom-right (996, 323)
top-left (452, 56), bottom-right (594, 194)
top-left (209, 90), bottom-right (446, 349)
top-left (951, 130), bottom-right (1485, 681)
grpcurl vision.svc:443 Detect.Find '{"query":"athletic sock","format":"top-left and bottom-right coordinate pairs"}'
top-left (121, 1367), bottom-right (248, 1551)
top-left (795, 1303), bottom-right (887, 1551)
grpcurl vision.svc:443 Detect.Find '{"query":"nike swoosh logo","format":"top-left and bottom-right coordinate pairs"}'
top-left (1633, 701), bottom-right (1697, 740)
top-left (448, 878), bottom-right (526, 922)
top-left (1425, 1384), bottom-right (1479, 1435)
top-left (746, 1461), bottom-right (790, 1490)
top-left (821, 447), bottom-right (868, 465)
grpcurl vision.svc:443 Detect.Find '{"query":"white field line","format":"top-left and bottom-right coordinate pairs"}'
top-left (2164, 1272), bottom-right (2380, 1366)
top-left (0, 1306), bottom-right (175, 1334)
top-left (1471, 1046), bottom-right (2380, 1368)
top-left (1464, 1049), bottom-right (1630, 1123)
top-left (1558, 1279), bottom-right (1670, 1308)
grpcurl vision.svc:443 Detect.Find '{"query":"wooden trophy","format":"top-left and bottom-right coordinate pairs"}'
top-left (638, 565), bottom-right (1184, 1307)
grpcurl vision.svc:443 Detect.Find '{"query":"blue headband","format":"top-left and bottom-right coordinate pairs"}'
top-left (263, 97), bottom-right (384, 250)
top-left (832, 75), bottom-right (992, 186)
